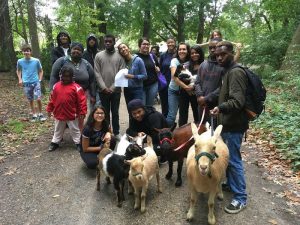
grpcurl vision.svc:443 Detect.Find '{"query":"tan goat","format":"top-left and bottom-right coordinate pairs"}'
top-left (125, 136), bottom-right (162, 213)
top-left (186, 123), bottom-right (229, 225)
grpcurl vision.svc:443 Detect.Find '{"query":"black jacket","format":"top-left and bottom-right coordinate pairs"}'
top-left (82, 34), bottom-right (99, 68)
top-left (51, 31), bottom-right (71, 65)
top-left (126, 106), bottom-right (168, 145)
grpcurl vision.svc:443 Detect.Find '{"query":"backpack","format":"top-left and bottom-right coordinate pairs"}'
top-left (232, 65), bottom-right (267, 121)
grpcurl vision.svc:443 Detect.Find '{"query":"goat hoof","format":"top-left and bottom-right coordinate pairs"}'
top-left (141, 208), bottom-right (146, 213)
top-left (186, 214), bottom-right (193, 222)
top-left (165, 173), bottom-right (172, 180)
top-left (175, 180), bottom-right (182, 187)
top-left (96, 186), bottom-right (100, 191)
top-left (117, 202), bottom-right (122, 208)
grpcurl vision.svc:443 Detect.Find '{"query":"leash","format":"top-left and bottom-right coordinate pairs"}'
top-left (173, 107), bottom-right (206, 151)
top-left (211, 116), bottom-right (214, 137)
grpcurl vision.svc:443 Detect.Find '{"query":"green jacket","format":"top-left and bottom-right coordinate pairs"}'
top-left (218, 64), bottom-right (249, 133)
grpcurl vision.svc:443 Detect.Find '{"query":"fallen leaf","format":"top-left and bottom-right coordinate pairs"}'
top-left (268, 219), bottom-right (278, 224)
top-left (4, 167), bottom-right (18, 176)
top-left (52, 194), bottom-right (60, 198)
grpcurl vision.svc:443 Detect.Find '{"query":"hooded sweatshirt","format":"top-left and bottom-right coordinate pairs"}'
top-left (51, 31), bottom-right (71, 65)
top-left (83, 34), bottom-right (99, 68)
top-left (126, 106), bottom-right (168, 145)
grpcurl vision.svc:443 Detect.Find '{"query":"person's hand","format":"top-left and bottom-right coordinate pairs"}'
top-left (197, 96), bottom-right (206, 106)
top-left (210, 107), bottom-right (220, 116)
top-left (184, 85), bottom-right (194, 92)
top-left (90, 96), bottom-right (96, 105)
top-left (103, 132), bottom-right (111, 142)
top-left (155, 66), bottom-right (160, 73)
top-left (18, 80), bottom-right (23, 87)
top-left (48, 112), bottom-right (52, 118)
top-left (125, 74), bottom-right (134, 79)
top-left (79, 114), bottom-right (85, 120)
top-left (138, 132), bottom-right (145, 137)
top-left (102, 88), bottom-right (112, 94)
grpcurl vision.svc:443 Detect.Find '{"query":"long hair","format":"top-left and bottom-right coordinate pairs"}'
top-left (174, 42), bottom-right (191, 63)
top-left (84, 105), bottom-right (110, 133)
top-left (189, 45), bottom-right (205, 71)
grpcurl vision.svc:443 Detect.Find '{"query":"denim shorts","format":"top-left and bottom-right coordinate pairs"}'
top-left (23, 82), bottom-right (42, 101)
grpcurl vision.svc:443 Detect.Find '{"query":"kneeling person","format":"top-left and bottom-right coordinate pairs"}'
top-left (126, 99), bottom-right (168, 162)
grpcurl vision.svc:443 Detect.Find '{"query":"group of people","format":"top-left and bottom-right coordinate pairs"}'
top-left (16, 29), bottom-right (248, 215)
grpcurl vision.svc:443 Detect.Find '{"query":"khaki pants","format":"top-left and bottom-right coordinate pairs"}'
top-left (52, 119), bottom-right (80, 144)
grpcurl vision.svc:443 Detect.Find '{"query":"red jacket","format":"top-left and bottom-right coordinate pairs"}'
top-left (47, 81), bottom-right (87, 121)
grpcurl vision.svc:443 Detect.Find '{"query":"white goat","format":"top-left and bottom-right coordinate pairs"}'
top-left (115, 134), bottom-right (146, 155)
top-left (186, 123), bottom-right (229, 225)
top-left (125, 136), bottom-right (162, 213)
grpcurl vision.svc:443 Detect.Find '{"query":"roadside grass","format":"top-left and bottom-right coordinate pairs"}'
top-left (251, 68), bottom-right (300, 171)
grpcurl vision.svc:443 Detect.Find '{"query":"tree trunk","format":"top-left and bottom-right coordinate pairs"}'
top-left (15, 0), bottom-right (29, 44)
top-left (142, 0), bottom-right (151, 38)
top-left (27, 0), bottom-right (40, 58)
top-left (43, 15), bottom-right (54, 49)
top-left (196, 2), bottom-right (205, 44)
top-left (177, 1), bottom-right (185, 42)
top-left (0, 0), bottom-right (17, 73)
top-left (97, 1), bottom-right (107, 50)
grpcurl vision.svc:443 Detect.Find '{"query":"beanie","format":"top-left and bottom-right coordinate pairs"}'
top-left (128, 99), bottom-right (145, 112)
top-left (70, 42), bottom-right (84, 52)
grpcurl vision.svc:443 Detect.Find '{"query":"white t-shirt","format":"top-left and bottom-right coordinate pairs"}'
top-left (62, 47), bottom-right (69, 56)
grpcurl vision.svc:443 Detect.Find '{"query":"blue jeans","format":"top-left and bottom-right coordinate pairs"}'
top-left (166, 88), bottom-right (180, 127)
top-left (99, 92), bottom-right (121, 135)
top-left (143, 82), bottom-right (158, 106)
top-left (222, 132), bottom-right (247, 205)
top-left (124, 87), bottom-right (143, 106)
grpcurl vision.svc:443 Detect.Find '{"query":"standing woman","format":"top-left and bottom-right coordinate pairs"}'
top-left (159, 37), bottom-right (176, 117)
top-left (177, 45), bottom-right (204, 126)
top-left (79, 106), bottom-right (116, 169)
top-left (137, 37), bottom-right (159, 106)
top-left (166, 42), bottom-right (191, 127)
top-left (49, 42), bottom-right (96, 129)
top-left (118, 43), bottom-right (147, 109)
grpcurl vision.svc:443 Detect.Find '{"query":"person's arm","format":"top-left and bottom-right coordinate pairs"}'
top-left (16, 63), bottom-right (23, 87)
top-left (87, 63), bottom-right (96, 102)
top-left (233, 43), bottom-right (242, 63)
top-left (94, 54), bottom-right (108, 93)
top-left (128, 58), bottom-right (147, 80)
top-left (49, 58), bottom-right (63, 90)
top-left (197, 42), bottom-right (209, 47)
top-left (77, 85), bottom-right (87, 118)
top-left (126, 119), bottom-right (139, 137)
top-left (81, 136), bottom-right (102, 153)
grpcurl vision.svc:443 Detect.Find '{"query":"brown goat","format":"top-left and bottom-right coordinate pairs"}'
top-left (155, 122), bottom-right (206, 186)
top-left (186, 123), bottom-right (229, 225)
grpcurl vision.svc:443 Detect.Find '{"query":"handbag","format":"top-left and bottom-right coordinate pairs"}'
top-left (149, 53), bottom-right (167, 91)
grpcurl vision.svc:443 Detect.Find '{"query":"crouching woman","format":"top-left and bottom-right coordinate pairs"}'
top-left (79, 106), bottom-right (116, 169)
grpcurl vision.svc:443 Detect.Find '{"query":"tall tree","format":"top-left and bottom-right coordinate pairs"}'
top-left (27, 0), bottom-right (40, 58)
top-left (0, 0), bottom-right (17, 72)
top-left (142, 0), bottom-right (151, 38)
top-left (176, 0), bottom-right (185, 42)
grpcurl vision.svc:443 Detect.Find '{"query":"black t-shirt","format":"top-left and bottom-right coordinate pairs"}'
top-left (136, 53), bottom-right (159, 86)
top-left (80, 127), bottom-right (106, 151)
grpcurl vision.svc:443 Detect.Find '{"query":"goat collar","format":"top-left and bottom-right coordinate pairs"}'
top-left (195, 152), bottom-right (219, 164)
top-left (159, 137), bottom-right (174, 145)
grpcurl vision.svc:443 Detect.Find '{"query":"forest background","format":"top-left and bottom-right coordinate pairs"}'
top-left (0, 0), bottom-right (299, 171)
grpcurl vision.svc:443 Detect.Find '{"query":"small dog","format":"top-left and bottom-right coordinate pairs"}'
top-left (175, 64), bottom-right (197, 86)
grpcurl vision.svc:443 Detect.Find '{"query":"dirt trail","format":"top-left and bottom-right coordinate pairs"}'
top-left (0, 95), bottom-right (299, 225)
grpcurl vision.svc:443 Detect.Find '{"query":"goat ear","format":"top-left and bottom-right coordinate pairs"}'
top-left (213, 125), bottom-right (223, 139)
top-left (124, 159), bottom-right (131, 165)
top-left (191, 122), bottom-right (198, 138)
top-left (141, 134), bottom-right (147, 139)
top-left (153, 127), bottom-right (160, 133)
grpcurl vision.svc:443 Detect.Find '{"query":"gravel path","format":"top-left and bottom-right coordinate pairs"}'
top-left (1, 96), bottom-right (299, 225)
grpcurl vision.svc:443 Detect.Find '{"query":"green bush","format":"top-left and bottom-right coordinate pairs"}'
top-left (40, 48), bottom-right (52, 80)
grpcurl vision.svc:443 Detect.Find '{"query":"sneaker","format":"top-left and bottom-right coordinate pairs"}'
top-left (224, 199), bottom-right (246, 214)
top-left (38, 114), bottom-right (47, 122)
top-left (48, 142), bottom-right (59, 152)
top-left (31, 115), bottom-right (38, 122)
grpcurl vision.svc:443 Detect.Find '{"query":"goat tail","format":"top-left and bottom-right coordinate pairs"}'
top-left (146, 135), bottom-right (153, 148)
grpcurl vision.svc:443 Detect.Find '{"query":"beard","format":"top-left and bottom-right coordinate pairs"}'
top-left (71, 53), bottom-right (82, 62)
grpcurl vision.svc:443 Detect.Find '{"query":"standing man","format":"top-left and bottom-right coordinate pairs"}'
top-left (51, 31), bottom-right (71, 65)
top-left (210, 41), bottom-right (248, 214)
top-left (94, 34), bottom-right (125, 139)
top-left (194, 37), bottom-right (224, 126)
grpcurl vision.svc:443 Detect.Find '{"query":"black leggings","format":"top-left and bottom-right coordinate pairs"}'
top-left (80, 138), bottom-right (116, 169)
top-left (178, 90), bottom-right (199, 126)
